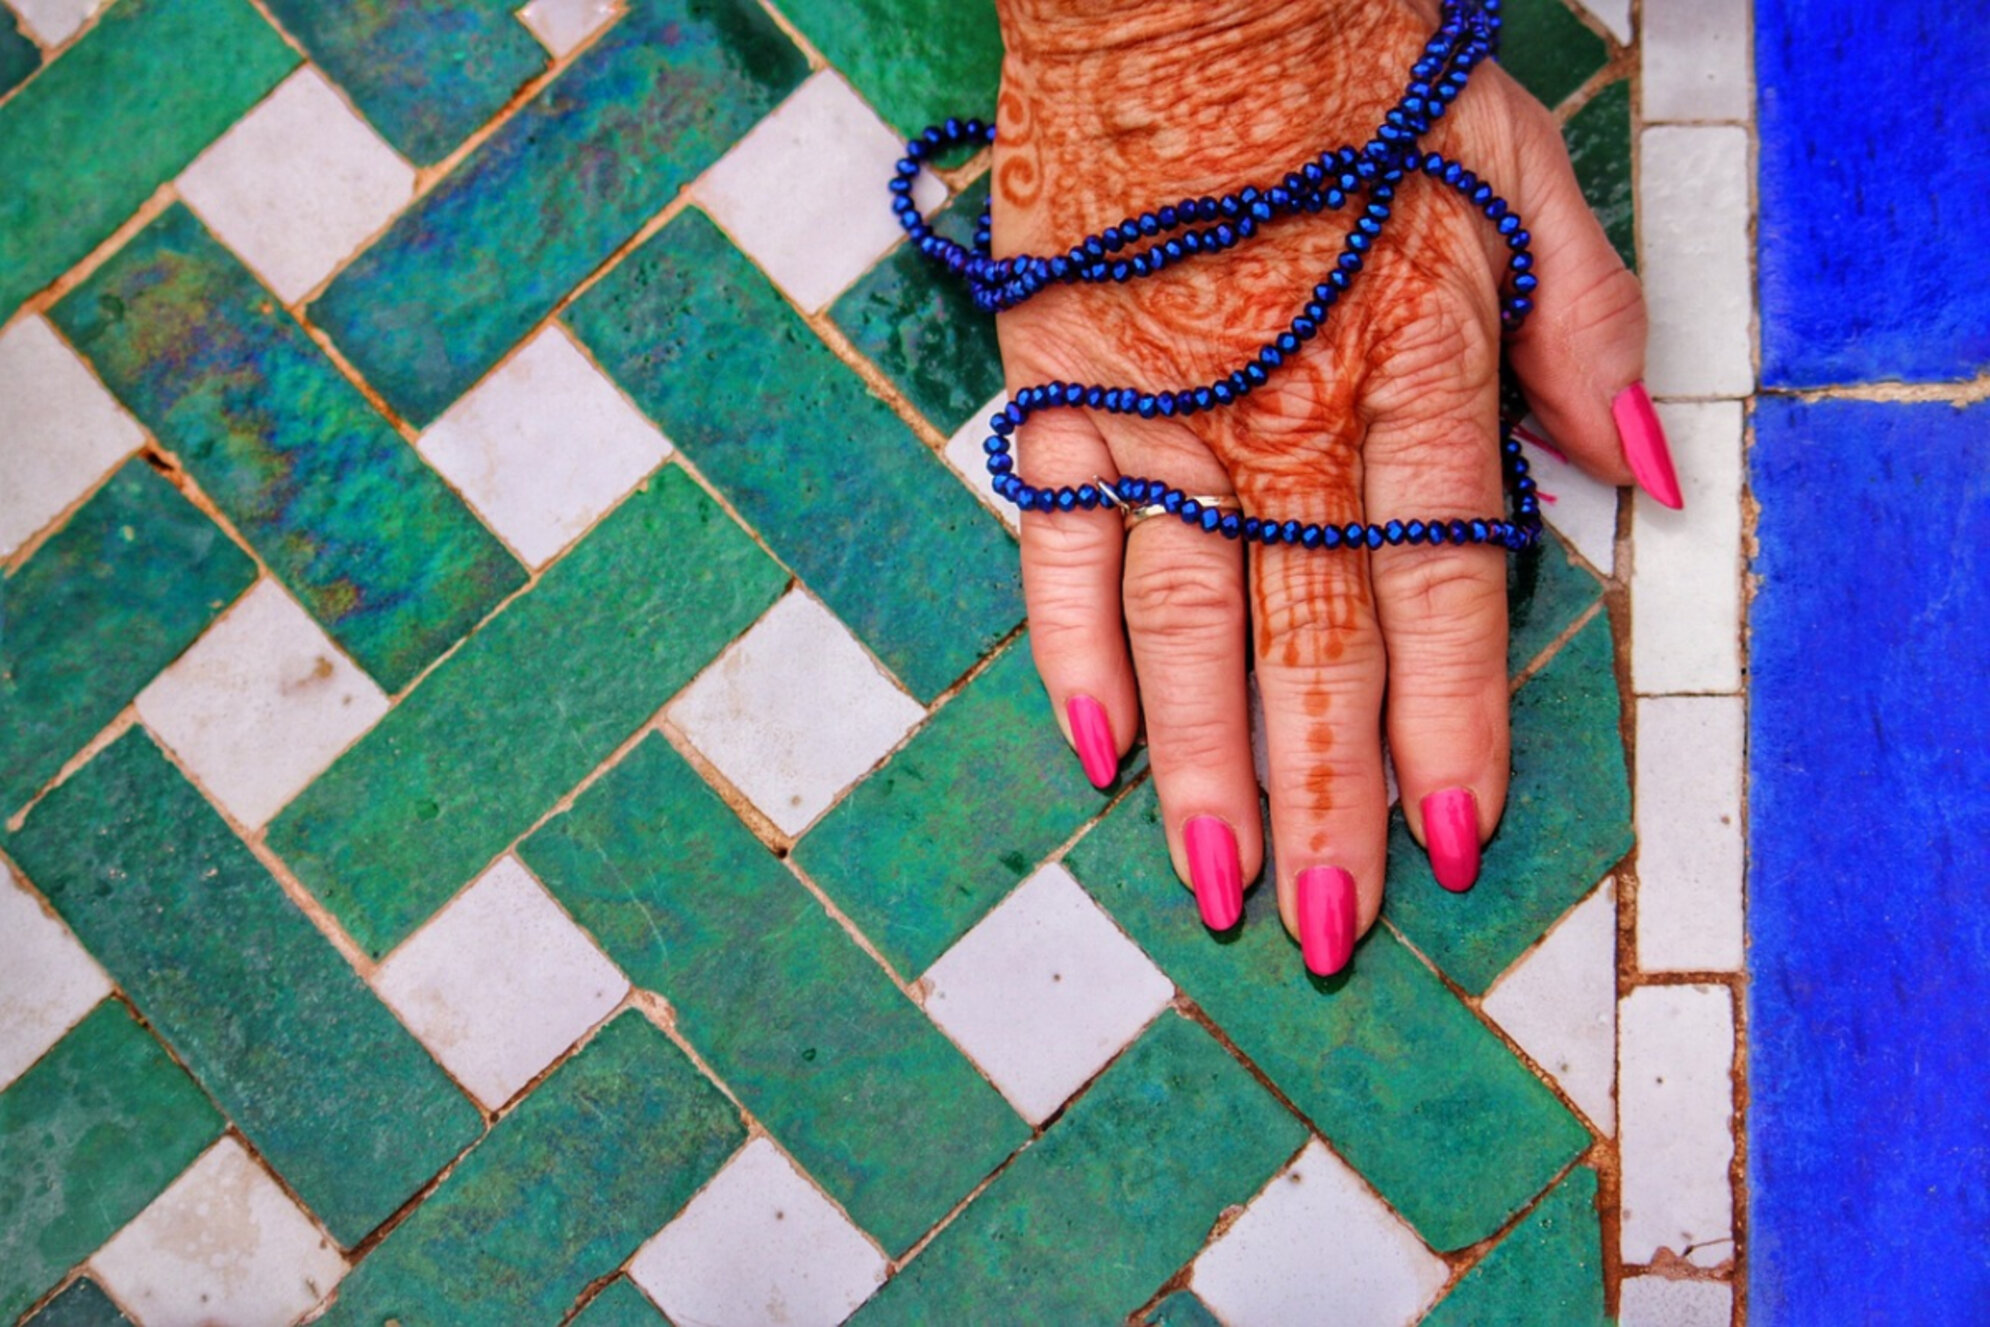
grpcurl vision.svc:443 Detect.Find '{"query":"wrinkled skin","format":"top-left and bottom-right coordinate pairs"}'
top-left (991, 0), bottom-right (1648, 948)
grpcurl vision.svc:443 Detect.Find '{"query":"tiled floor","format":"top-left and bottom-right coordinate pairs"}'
top-left (0, 0), bottom-right (1764, 1322)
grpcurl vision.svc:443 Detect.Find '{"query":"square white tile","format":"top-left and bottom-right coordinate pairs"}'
top-left (1642, 0), bottom-right (1752, 124)
top-left (1482, 879), bottom-right (1618, 1133)
top-left (1635, 697), bottom-right (1745, 972)
top-left (1521, 424), bottom-right (1619, 577)
top-left (417, 324), bottom-right (673, 567)
top-left (0, 863), bottom-right (112, 1092)
top-left (517, 0), bottom-right (618, 58)
top-left (1193, 1139), bottom-right (1448, 1327)
top-left (91, 1137), bottom-right (347, 1326)
top-left (5, 0), bottom-right (104, 46)
top-left (1619, 984), bottom-right (1736, 1267)
top-left (1618, 1275), bottom-right (1733, 1325)
top-left (1640, 126), bottom-right (1755, 399)
top-left (667, 591), bottom-right (924, 837)
top-left (0, 314), bottom-right (145, 559)
top-left (942, 394), bottom-right (1022, 534)
top-left (177, 68), bottom-right (416, 304)
top-left (693, 70), bottom-right (949, 313)
top-left (1631, 401), bottom-right (1744, 695)
top-left (629, 1137), bottom-right (887, 1327)
top-left (372, 856), bottom-right (629, 1109)
top-left (922, 863), bottom-right (1173, 1124)
top-left (135, 579), bottom-right (391, 829)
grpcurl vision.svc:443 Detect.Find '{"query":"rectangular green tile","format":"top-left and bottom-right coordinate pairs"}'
top-left (1496, 0), bottom-right (1611, 109)
top-left (25, 1276), bottom-right (136, 1327)
top-left (567, 207), bottom-right (1023, 701)
top-left (1507, 528), bottom-right (1603, 675)
top-left (856, 1013), bottom-right (1305, 1320)
top-left (309, 0), bottom-right (807, 425)
top-left (321, 1011), bottom-right (742, 1325)
top-left (0, 0), bottom-right (296, 315)
top-left (1144, 1290), bottom-right (1226, 1327)
top-left (0, 7), bottom-right (38, 98)
top-left (0, 458), bottom-right (255, 817)
top-left (0, 1000), bottom-right (223, 1323)
top-left (570, 1278), bottom-right (671, 1327)
top-left (1065, 781), bottom-right (1591, 1252)
top-left (793, 636), bottom-right (1119, 975)
top-left (53, 205), bottom-right (527, 692)
top-left (520, 735), bottom-right (1030, 1254)
top-left (774, 0), bottom-right (1003, 136)
top-left (260, 0), bottom-right (545, 164)
top-left (1423, 1165), bottom-right (1606, 1326)
top-left (1387, 612), bottom-right (1632, 993)
top-left (268, 467), bottom-right (786, 958)
top-left (9, 731), bottom-right (485, 1247)
top-left (1566, 77), bottom-right (1637, 271)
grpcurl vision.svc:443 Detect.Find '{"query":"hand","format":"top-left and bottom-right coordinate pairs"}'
top-left (988, 0), bottom-right (1668, 973)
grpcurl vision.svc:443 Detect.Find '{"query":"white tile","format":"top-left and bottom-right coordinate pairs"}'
top-left (5, 0), bottom-right (105, 46)
top-left (1193, 1139), bottom-right (1448, 1327)
top-left (693, 71), bottom-right (948, 313)
top-left (1521, 426), bottom-right (1618, 577)
top-left (0, 315), bottom-right (145, 558)
top-left (630, 1137), bottom-right (887, 1327)
top-left (373, 856), bottom-right (628, 1109)
top-left (942, 394), bottom-right (1022, 534)
top-left (1619, 984), bottom-right (1735, 1267)
top-left (418, 325), bottom-right (672, 567)
top-left (923, 863), bottom-right (1173, 1124)
top-left (1570, 0), bottom-right (1630, 44)
top-left (92, 1137), bottom-right (346, 1326)
top-left (1631, 401), bottom-right (1744, 694)
top-left (668, 591), bottom-right (924, 837)
top-left (1639, 127), bottom-right (1754, 399)
top-left (517, 0), bottom-right (617, 57)
top-left (1618, 1275), bottom-right (1733, 1325)
top-left (1482, 879), bottom-right (1618, 1133)
top-left (177, 69), bottom-right (416, 303)
top-left (0, 863), bottom-right (112, 1091)
top-left (135, 580), bottom-right (390, 829)
top-left (1635, 698), bottom-right (1745, 972)
top-left (1642, 0), bottom-right (1752, 124)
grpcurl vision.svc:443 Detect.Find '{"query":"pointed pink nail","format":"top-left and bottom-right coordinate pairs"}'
top-left (1421, 788), bottom-right (1481, 893)
top-left (1296, 866), bottom-right (1357, 976)
top-left (1066, 694), bottom-right (1118, 789)
top-left (1611, 381), bottom-right (1684, 510)
top-left (1184, 816), bottom-right (1243, 930)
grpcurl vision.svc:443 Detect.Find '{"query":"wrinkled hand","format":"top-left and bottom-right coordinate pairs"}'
top-left (990, 0), bottom-right (1657, 972)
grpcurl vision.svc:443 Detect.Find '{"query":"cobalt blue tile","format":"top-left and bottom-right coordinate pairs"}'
top-left (1748, 398), bottom-right (1990, 1319)
top-left (1757, 2), bottom-right (1990, 385)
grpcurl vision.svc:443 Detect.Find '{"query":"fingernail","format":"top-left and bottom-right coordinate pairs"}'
top-left (1066, 694), bottom-right (1118, 789)
top-left (1296, 866), bottom-right (1357, 976)
top-left (1611, 382), bottom-right (1684, 510)
top-left (1421, 788), bottom-right (1481, 893)
top-left (1184, 816), bottom-right (1243, 930)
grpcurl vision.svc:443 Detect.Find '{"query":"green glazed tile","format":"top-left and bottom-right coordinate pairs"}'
top-left (794, 636), bottom-right (1121, 976)
top-left (0, 8), bottom-right (39, 98)
top-left (521, 735), bottom-right (1029, 1254)
top-left (268, 468), bottom-right (784, 958)
top-left (0, 1001), bottom-right (223, 1323)
top-left (856, 1013), bottom-right (1304, 1320)
top-left (309, 0), bottom-right (806, 425)
top-left (0, 0), bottom-right (296, 315)
top-left (9, 731), bottom-right (485, 1247)
top-left (1065, 782), bottom-right (1590, 1252)
top-left (1566, 78), bottom-right (1637, 271)
top-left (829, 177), bottom-right (1004, 435)
top-left (567, 208), bottom-right (1023, 701)
top-left (259, 0), bottom-right (545, 164)
top-left (774, 0), bottom-right (1003, 136)
top-left (1386, 612), bottom-right (1632, 993)
top-left (53, 205), bottom-right (528, 693)
top-left (1496, 0), bottom-right (1611, 110)
top-left (0, 458), bottom-right (255, 818)
top-left (1507, 527), bottom-right (1604, 676)
top-left (320, 1012), bottom-right (742, 1326)
top-left (1423, 1166), bottom-right (1607, 1326)
top-left (1143, 1290), bottom-right (1226, 1327)
top-left (569, 1278), bottom-right (672, 1327)
top-left (25, 1276), bottom-right (136, 1327)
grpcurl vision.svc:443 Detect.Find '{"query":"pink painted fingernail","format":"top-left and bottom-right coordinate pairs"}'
top-left (1611, 382), bottom-right (1684, 510)
top-left (1066, 694), bottom-right (1118, 789)
top-left (1184, 816), bottom-right (1243, 930)
top-left (1421, 788), bottom-right (1481, 893)
top-left (1296, 866), bottom-right (1357, 976)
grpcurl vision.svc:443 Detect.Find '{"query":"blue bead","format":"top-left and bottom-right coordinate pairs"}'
top-left (1219, 513), bottom-right (1242, 538)
top-left (1385, 519), bottom-right (1406, 544)
top-left (982, 434), bottom-right (1007, 454)
top-left (1056, 487), bottom-right (1078, 512)
top-left (1365, 525), bottom-right (1385, 549)
top-left (1300, 524), bottom-right (1324, 549)
top-left (1282, 520), bottom-right (1303, 544)
top-left (1200, 507), bottom-right (1222, 532)
top-left (1320, 524), bottom-right (1343, 549)
top-left (1345, 521), bottom-right (1365, 545)
top-left (986, 454), bottom-right (1012, 474)
top-left (1244, 517), bottom-right (1263, 539)
top-left (1406, 519), bottom-right (1427, 543)
top-left (1162, 490), bottom-right (1184, 514)
top-left (1077, 484), bottom-right (1099, 509)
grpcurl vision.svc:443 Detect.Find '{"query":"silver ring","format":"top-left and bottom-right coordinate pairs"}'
top-left (1122, 494), bottom-right (1242, 532)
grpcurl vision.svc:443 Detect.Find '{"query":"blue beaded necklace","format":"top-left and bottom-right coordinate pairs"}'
top-left (889, 0), bottom-right (1543, 554)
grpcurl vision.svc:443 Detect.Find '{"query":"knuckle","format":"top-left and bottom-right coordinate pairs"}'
top-left (1373, 549), bottom-right (1506, 637)
top-left (1122, 555), bottom-right (1244, 635)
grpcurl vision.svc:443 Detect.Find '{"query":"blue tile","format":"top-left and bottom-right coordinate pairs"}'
top-left (1756, 2), bottom-right (1990, 385)
top-left (1747, 398), bottom-right (1990, 1317)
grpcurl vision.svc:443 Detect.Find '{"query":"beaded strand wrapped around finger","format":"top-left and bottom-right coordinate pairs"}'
top-left (888, 0), bottom-right (1543, 554)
